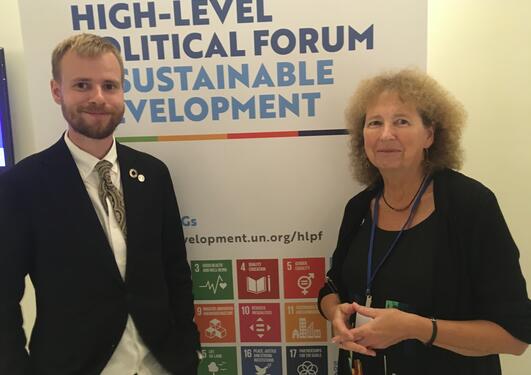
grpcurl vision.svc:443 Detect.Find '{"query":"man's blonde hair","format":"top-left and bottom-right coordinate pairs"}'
top-left (51, 33), bottom-right (124, 82)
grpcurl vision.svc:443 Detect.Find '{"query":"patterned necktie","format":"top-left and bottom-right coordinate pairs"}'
top-left (94, 160), bottom-right (127, 237)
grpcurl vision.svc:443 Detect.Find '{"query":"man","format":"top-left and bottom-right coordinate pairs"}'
top-left (0, 34), bottom-right (200, 374)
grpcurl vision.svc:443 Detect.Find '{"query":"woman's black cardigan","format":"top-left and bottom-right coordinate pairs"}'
top-left (318, 168), bottom-right (531, 374)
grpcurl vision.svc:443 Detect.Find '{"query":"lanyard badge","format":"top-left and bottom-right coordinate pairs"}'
top-left (365, 175), bottom-right (431, 302)
top-left (356, 175), bottom-right (432, 327)
top-left (351, 176), bottom-right (431, 373)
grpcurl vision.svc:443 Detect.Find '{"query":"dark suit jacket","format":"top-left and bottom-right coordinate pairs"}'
top-left (0, 137), bottom-right (200, 375)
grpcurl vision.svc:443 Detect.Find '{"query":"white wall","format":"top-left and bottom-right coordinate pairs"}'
top-left (0, 0), bottom-right (34, 159)
top-left (1, 0), bottom-right (530, 372)
top-left (428, 1), bottom-right (531, 371)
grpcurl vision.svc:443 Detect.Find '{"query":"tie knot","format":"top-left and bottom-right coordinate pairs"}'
top-left (95, 160), bottom-right (113, 180)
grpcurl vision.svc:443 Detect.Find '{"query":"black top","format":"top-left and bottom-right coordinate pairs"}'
top-left (318, 169), bottom-right (531, 375)
top-left (343, 211), bottom-right (437, 374)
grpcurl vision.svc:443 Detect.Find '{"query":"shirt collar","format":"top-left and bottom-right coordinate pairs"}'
top-left (64, 132), bottom-right (119, 180)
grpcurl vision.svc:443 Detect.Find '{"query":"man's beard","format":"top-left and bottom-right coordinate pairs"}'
top-left (62, 103), bottom-right (124, 140)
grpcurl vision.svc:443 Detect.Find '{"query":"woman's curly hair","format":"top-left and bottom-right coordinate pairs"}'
top-left (346, 69), bottom-right (466, 185)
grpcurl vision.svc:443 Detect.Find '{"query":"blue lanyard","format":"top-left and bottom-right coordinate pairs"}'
top-left (365, 176), bottom-right (432, 302)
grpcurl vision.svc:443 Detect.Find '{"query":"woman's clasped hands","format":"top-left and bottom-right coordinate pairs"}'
top-left (331, 302), bottom-right (417, 357)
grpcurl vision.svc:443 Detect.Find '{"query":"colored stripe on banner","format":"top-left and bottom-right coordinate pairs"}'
top-left (117, 129), bottom-right (348, 143)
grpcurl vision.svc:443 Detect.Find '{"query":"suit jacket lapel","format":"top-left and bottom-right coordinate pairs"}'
top-left (117, 143), bottom-right (145, 283)
top-left (43, 137), bottom-right (125, 285)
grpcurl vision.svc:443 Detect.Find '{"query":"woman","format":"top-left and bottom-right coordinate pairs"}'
top-left (318, 69), bottom-right (531, 374)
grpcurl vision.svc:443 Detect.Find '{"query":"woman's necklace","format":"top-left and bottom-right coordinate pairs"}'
top-left (382, 175), bottom-right (427, 212)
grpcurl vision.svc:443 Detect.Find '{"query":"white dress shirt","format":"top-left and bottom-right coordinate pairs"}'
top-left (64, 133), bottom-right (169, 375)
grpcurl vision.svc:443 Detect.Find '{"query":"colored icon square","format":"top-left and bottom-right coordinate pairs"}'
top-left (285, 302), bottom-right (328, 342)
top-left (198, 347), bottom-right (237, 375)
top-left (195, 304), bottom-right (236, 344)
top-left (283, 257), bottom-right (325, 298)
top-left (286, 346), bottom-right (328, 375)
top-left (236, 259), bottom-right (279, 299)
top-left (241, 346), bottom-right (282, 375)
top-left (192, 260), bottom-right (234, 300)
top-left (239, 303), bottom-right (281, 342)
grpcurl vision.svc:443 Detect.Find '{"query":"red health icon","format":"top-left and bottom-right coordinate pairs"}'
top-left (283, 257), bottom-right (325, 299)
top-left (236, 259), bottom-right (279, 299)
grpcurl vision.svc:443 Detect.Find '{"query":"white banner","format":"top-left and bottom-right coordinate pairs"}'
top-left (18, 1), bottom-right (427, 373)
